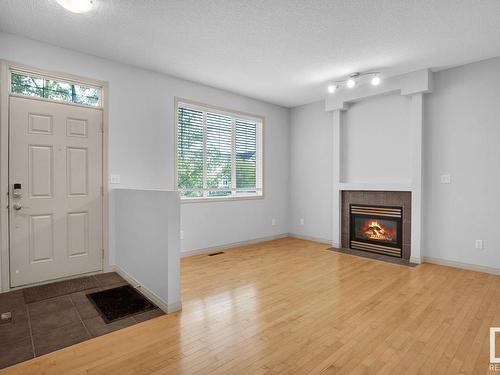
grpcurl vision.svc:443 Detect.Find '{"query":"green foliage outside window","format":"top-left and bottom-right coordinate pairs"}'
top-left (11, 72), bottom-right (100, 106)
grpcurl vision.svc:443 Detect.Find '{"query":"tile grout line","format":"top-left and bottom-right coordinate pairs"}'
top-left (92, 275), bottom-right (102, 289)
top-left (25, 302), bottom-right (36, 358)
top-left (69, 292), bottom-right (93, 340)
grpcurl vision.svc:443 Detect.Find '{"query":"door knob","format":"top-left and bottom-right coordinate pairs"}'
top-left (13, 202), bottom-right (22, 211)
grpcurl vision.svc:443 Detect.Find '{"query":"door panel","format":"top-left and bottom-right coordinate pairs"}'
top-left (67, 211), bottom-right (89, 257)
top-left (9, 96), bottom-right (103, 287)
top-left (29, 145), bottom-right (54, 198)
top-left (29, 214), bottom-right (54, 263)
top-left (67, 147), bottom-right (88, 196)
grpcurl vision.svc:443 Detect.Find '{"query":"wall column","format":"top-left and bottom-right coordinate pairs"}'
top-left (332, 109), bottom-right (342, 248)
top-left (409, 93), bottom-right (423, 263)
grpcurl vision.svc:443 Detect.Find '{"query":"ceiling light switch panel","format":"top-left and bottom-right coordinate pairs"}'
top-left (110, 174), bottom-right (121, 184)
top-left (440, 174), bottom-right (451, 184)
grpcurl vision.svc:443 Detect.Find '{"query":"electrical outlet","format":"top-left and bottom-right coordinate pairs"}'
top-left (475, 239), bottom-right (483, 249)
top-left (110, 174), bottom-right (121, 184)
top-left (271, 218), bottom-right (276, 226)
top-left (440, 174), bottom-right (451, 184)
top-left (300, 218), bottom-right (305, 225)
top-left (180, 230), bottom-right (184, 240)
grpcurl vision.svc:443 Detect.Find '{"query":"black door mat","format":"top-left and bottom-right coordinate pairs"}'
top-left (23, 276), bottom-right (98, 303)
top-left (87, 285), bottom-right (157, 323)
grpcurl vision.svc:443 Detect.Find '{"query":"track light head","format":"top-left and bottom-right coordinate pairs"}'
top-left (371, 75), bottom-right (381, 86)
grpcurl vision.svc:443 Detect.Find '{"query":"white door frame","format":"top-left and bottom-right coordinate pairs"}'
top-left (0, 60), bottom-right (110, 292)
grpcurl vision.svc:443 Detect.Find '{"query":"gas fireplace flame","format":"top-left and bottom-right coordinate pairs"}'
top-left (364, 221), bottom-right (393, 241)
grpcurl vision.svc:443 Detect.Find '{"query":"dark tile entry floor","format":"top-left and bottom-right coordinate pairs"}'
top-left (0, 273), bottom-right (165, 369)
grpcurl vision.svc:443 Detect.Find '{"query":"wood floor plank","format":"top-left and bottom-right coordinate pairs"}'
top-left (1, 237), bottom-right (498, 375)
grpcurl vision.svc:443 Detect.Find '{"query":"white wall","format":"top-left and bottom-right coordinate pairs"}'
top-left (288, 101), bottom-right (332, 242)
top-left (423, 57), bottom-right (500, 269)
top-left (290, 57), bottom-right (500, 270)
top-left (341, 93), bottom-right (411, 184)
top-left (113, 189), bottom-right (180, 312)
top-left (0, 32), bottom-right (290, 289)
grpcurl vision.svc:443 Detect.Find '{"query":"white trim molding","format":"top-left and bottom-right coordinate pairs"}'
top-left (325, 69), bottom-right (433, 262)
top-left (113, 265), bottom-right (182, 314)
top-left (181, 233), bottom-right (288, 257)
top-left (287, 233), bottom-right (332, 245)
top-left (423, 256), bottom-right (500, 276)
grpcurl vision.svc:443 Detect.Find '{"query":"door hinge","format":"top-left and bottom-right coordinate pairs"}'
top-left (102, 249), bottom-right (105, 259)
top-left (100, 121), bottom-right (104, 133)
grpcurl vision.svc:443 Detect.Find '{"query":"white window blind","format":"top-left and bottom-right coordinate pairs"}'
top-left (176, 101), bottom-right (263, 200)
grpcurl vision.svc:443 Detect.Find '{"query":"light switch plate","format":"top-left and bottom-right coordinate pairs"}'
top-left (110, 174), bottom-right (121, 184)
top-left (475, 240), bottom-right (483, 249)
top-left (440, 174), bottom-right (451, 184)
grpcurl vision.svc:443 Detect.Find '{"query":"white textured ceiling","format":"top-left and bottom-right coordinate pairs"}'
top-left (1, 0), bottom-right (500, 107)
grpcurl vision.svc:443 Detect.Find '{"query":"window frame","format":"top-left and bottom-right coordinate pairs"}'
top-left (9, 68), bottom-right (103, 108)
top-left (174, 97), bottom-right (264, 203)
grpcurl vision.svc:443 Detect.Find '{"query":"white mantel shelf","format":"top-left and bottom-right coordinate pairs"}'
top-left (339, 182), bottom-right (413, 192)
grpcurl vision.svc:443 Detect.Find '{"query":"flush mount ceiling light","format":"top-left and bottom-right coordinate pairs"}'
top-left (56, 0), bottom-right (94, 13)
top-left (327, 71), bottom-right (381, 94)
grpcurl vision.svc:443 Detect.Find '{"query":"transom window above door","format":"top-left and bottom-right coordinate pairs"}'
top-left (10, 70), bottom-right (102, 107)
top-left (176, 100), bottom-right (264, 201)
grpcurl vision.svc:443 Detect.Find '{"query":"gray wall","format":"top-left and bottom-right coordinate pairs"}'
top-left (289, 101), bottom-right (332, 242)
top-left (289, 57), bottom-right (500, 269)
top-left (423, 57), bottom-right (500, 269)
top-left (342, 93), bottom-right (411, 184)
top-left (0, 32), bottom-right (290, 289)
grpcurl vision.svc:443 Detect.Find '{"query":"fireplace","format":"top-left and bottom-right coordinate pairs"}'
top-left (349, 204), bottom-right (403, 258)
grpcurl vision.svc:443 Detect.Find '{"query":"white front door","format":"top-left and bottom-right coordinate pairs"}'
top-left (9, 96), bottom-right (103, 287)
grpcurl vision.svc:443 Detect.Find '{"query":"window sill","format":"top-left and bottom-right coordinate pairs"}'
top-left (180, 194), bottom-right (264, 204)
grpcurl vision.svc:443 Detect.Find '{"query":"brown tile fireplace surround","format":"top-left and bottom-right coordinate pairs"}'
top-left (341, 191), bottom-right (411, 261)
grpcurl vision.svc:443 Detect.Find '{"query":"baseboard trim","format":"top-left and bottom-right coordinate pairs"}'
top-left (410, 256), bottom-right (422, 264)
top-left (287, 233), bottom-right (332, 245)
top-left (112, 265), bottom-right (182, 313)
top-left (423, 256), bottom-right (500, 275)
top-left (181, 233), bottom-right (289, 257)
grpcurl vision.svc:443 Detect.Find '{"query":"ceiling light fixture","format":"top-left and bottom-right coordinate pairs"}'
top-left (56, 0), bottom-right (94, 13)
top-left (327, 71), bottom-right (381, 94)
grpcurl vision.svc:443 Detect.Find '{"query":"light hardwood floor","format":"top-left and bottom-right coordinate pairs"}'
top-left (3, 237), bottom-right (500, 374)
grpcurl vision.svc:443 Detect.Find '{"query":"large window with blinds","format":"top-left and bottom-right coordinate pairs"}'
top-left (176, 100), bottom-right (263, 200)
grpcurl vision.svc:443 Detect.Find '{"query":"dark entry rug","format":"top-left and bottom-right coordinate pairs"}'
top-left (23, 276), bottom-right (98, 303)
top-left (87, 285), bottom-right (157, 323)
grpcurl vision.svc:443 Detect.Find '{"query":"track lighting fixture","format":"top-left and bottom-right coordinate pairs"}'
top-left (327, 71), bottom-right (381, 93)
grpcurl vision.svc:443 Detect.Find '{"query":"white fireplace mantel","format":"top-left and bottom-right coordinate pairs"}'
top-left (325, 69), bottom-right (432, 264)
